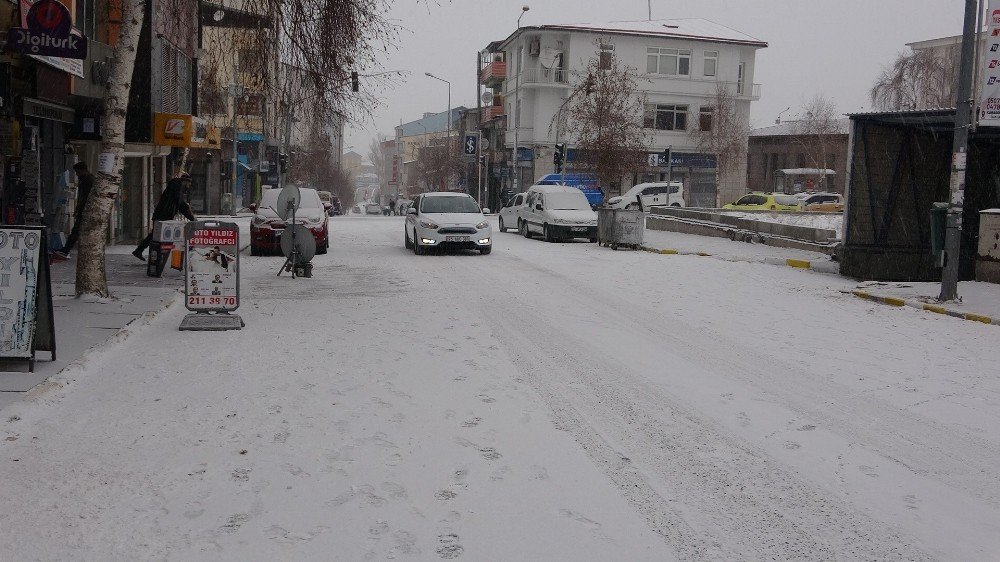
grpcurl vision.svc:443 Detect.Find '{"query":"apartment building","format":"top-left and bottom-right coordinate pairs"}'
top-left (480, 18), bottom-right (765, 206)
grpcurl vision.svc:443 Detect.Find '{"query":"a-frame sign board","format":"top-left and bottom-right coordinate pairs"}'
top-left (0, 226), bottom-right (56, 372)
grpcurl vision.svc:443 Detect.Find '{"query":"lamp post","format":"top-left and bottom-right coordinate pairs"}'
top-left (228, 84), bottom-right (244, 212)
top-left (513, 5), bottom-right (529, 193)
top-left (425, 72), bottom-right (452, 189)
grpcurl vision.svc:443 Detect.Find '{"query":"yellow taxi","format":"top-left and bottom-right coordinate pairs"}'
top-left (723, 193), bottom-right (803, 211)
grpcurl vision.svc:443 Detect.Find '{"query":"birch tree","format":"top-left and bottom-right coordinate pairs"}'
top-left (870, 48), bottom-right (958, 111)
top-left (75, 0), bottom-right (147, 297)
top-left (792, 94), bottom-right (842, 190)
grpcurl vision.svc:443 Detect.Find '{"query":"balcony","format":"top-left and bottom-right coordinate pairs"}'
top-left (480, 61), bottom-right (507, 86)
top-left (735, 83), bottom-right (762, 101)
top-left (519, 68), bottom-right (569, 86)
top-left (481, 105), bottom-right (504, 123)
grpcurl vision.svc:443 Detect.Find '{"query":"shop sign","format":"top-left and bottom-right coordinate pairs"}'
top-left (185, 222), bottom-right (240, 313)
top-left (0, 226), bottom-right (56, 366)
top-left (22, 97), bottom-right (74, 123)
top-left (8, 0), bottom-right (88, 60)
top-left (153, 113), bottom-right (221, 148)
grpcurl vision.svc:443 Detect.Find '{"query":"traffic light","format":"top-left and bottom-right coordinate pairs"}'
top-left (351, 71), bottom-right (359, 92)
top-left (278, 153), bottom-right (289, 171)
top-left (479, 155), bottom-right (486, 166)
top-left (553, 143), bottom-right (565, 173)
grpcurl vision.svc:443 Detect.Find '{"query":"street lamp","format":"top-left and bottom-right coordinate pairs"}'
top-left (513, 5), bottom-right (529, 193)
top-left (425, 72), bottom-right (452, 189)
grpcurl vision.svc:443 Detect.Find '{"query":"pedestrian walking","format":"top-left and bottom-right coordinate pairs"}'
top-left (54, 162), bottom-right (95, 259)
top-left (132, 172), bottom-right (196, 261)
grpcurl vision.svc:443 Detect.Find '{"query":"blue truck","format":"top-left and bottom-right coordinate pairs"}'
top-left (535, 173), bottom-right (606, 208)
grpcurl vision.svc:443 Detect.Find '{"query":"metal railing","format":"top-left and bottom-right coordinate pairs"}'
top-left (518, 68), bottom-right (569, 85)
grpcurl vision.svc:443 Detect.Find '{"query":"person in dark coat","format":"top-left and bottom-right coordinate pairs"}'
top-left (132, 172), bottom-right (196, 260)
top-left (54, 162), bottom-right (95, 258)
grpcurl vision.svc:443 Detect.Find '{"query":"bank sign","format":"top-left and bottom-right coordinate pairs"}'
top-left (7, 0), bottom-right (88, 60)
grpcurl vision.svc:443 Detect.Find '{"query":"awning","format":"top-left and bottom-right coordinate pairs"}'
top-left (237, 132), bottom-right (264, 142)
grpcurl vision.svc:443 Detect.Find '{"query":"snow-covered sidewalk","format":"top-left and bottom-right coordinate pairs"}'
top-left (852, 280), bottom-right (1000, 324)
top-left (642, 227), bottom-right (834, 265)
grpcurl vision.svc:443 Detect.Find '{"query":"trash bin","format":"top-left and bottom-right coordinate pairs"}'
top-left (598, 208), bottom-right (645, 250)
top-left (929, 202), bottom-right (949, 260)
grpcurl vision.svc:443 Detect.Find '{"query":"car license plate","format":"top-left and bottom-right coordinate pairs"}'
top-left (572, 227), bottom-right (586, 232)
top-left (445, 236), bottom-right (469, 242)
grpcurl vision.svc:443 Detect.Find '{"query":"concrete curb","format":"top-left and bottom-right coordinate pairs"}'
top-left (849, 290), bottom-right (1000, 326)
top-left (638, 245), bottom-right (841, 274)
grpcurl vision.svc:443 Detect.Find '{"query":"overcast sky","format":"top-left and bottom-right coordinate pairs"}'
top-left (344, 0), bottom-right (965, 157)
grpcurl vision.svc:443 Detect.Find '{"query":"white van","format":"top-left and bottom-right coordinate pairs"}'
top-left (605, 181), bottom-right (684, 210)
top-left (518, 184), bottom-right (598, 242)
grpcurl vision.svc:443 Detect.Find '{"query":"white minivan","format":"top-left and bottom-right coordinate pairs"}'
top-left (518, 184), bottom-right (598, 242)
top-left (605, 181), bottom-right (684, 210)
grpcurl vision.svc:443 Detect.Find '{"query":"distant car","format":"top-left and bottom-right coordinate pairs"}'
top-left (351, 205), bottom-right (362, 214)
top-left (317, 190), bottom-right (335, 216)
top-left (365, 203), bottom-right (382, 215)
top-left (405, 192), bottom-right (492, 255)
top-left (498, 192), bottom-right (528, 232)
top-left (605, 181), bottom-right (684, 210)
top-left (801, 192), bottom-right (844, 212)
top-left (250, 187), bottom-right (329, 255)
top-left (519, 184), bottom-right (598, 242)
top-left (724, 193), bottom-right (802, 211)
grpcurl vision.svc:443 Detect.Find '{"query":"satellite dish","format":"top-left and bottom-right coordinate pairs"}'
top-left (481, 138), bottom-right (490, 150)
top-left (280, 225), bottom-right (316, 262)
top-left (481, 91), bottom-right (493, 105)
top-left (276, 185), bottom-right (301, 220)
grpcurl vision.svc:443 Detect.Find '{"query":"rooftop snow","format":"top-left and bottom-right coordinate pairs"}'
top-left (503, 18), bottom-right (767, 49)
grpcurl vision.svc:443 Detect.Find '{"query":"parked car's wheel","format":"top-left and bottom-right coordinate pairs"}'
top-left (520, 220), bottom-right (531, 238)
top-left (413, 230), bottom-right (425, 255)
top-left (250, 243), bottom-right (260, 256)
top-left (317, 241), bottom-right (328, 255)
top-left (543, 224), bottom-right (554, 242)
top-left (404, 228), bottom-right (413, 249)
top-left (589, 236), bottom-right (598, 243)
top-left (480, 245), bottom-right (492, 255)
top-left (671, 203), bottom-right (681, 207)
top-left (625, 203), bottom-right (639, 211)
top-left (498, 215), bottom-right (506, 232)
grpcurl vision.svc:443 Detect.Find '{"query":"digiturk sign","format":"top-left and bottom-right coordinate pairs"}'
top-left (7, 0), bottom-right (88, 59)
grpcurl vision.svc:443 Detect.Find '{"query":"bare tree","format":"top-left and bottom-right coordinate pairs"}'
top-left (694, 82), bottom-right (750, 206)
top-left (75, 0), bottom-right (409, 297)
top-left (792, 94), bottom-right (843, 190)
top-left (368, 134), bottom-right (387, 189)
top-left (870, 48), bottom-right (958, 111)
top-left (413, 137), bottom-right (464, 193)
top-left (566, 44), bottom-right (650, 195)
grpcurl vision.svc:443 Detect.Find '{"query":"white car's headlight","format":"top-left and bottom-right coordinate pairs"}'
top-left (419, 219), bottom-right (439, 229)
top-left (607, 197), bottom-right (622, 205)
top-left (476, 220), bottom-right (489, 229)
top-left (308, 216), bottom-right (322, 224)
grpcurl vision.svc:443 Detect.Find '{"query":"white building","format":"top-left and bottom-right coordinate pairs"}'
top-left (488, 18), bottom-right (766, 205)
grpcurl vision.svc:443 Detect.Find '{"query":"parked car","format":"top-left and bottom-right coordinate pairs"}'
top-left (605, 181), bottom-right (684, 210)
top-left (801, 192), bottom-right (844, 212)
top-left (329, 195), bottom-right (343, 216)
top-left (365, 203), bottom-right (382, 215)
top-left (723, 193), bottom-right (803, 211)
top-left (518, 184), bottom-right (598, 242)
top-left (249, 187), bottom-right (329, 255)
top-left (351, 204), bottom-right (362, 214)
top-left (317, 190), bottom-right (335, 216)
top-left (535, 173), bottom-right (606, 208)
top-left (498, 192), bottom-right (528, 232)
top-left (404, 192), bottom-right (492, 255)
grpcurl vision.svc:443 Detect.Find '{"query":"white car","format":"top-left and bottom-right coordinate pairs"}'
top-left (605, 181), bottom-right (684, 210)
top-left (404, 192), bottom-right (492, 255)
top-left (498, 192), bottom-right (528, 233)
top-left (519, 184), bottom-right (598, 242)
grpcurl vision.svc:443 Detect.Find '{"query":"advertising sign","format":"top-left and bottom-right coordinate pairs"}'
top-left (8, 0), bottom-right (88, 60)
top-left (980, 1), bottom-right (1000, 127)
top-left (464, 133), bottom-right (480, 156)
top-left (184, 222), bottom-right (240, 312)
top-left (0, 226), bottom-right (55, 367)
top-left (19, 0), bottom-right (85, 77)
top-left (153, 114), bottom-right (221, 148)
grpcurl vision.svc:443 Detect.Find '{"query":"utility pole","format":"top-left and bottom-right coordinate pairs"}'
top-left (228, 84), bottom-right (243, 213)
top-left (940, 0), bottom-right (979, 301)
top-left (513, 5), bottom-right (530, 194)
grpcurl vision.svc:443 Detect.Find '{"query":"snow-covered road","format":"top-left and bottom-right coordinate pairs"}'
top-left (2, 216), bottom-right (998, 560)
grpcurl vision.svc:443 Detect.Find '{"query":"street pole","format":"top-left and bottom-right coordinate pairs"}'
top-left (940, 0), bottom-right (979, 301)
top-left (425, 72), bottom-right (452, 190)
top-left (513, 5), bottom-right (529, 194)
top-left (229, 84), bottom-right (242, 213)
top-left (666, 145), bottom-right (673, 185)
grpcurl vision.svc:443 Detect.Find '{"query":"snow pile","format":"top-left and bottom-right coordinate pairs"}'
top-left (723, 211), bottom-right (843, 238)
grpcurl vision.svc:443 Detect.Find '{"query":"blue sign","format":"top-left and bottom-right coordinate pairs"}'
top-left (7, 0), bottom-right (88, 59)
top-left (652, 152), bottom-right (717, 169)
top-left (516, 147), bottom-right (534, 162)
top-left (463, 134), bottom-right (479, 156)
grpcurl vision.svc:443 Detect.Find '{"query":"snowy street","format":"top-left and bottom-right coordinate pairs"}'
top-left (2, 215), bottom-right (999, 559)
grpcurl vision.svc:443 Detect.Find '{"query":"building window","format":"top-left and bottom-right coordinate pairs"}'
top-left (644, 104), bottom-right (688, 131)
top-left (737, 62), bottom-right (746, 95)
top-left (699, 107), bottom-right (713, 131)
top-left (599, 42), bottom-right (615, 70)
top-left (646, 48), bottom-right (691, 76)
top-left (704, 51), bottom-right (718, 77)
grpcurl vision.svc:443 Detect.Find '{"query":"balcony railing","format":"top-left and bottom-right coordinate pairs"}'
top-left (519, 68), bottom-right (569, 86)
top-left (481, 105), bottom-right (504, 123)
top-left (480, 61), bottom-right (507, 85)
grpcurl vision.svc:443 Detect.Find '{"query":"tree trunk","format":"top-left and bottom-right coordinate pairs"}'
top-left (75, 0), bottom-right (147, 297)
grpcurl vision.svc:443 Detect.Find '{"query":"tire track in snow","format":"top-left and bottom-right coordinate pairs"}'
top-left (488, 310), bottom-right (934, 560)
